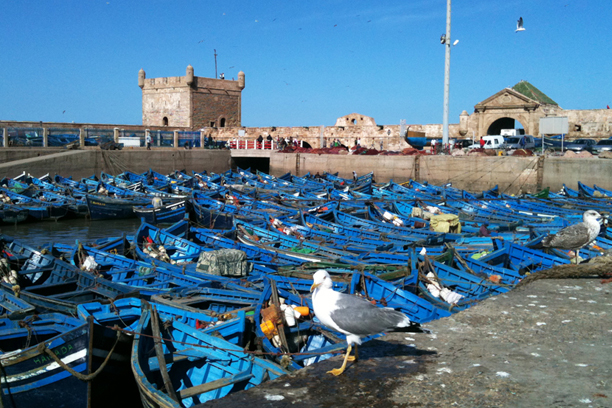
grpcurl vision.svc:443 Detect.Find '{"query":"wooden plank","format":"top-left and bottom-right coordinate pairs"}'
top-left (150, 305), bottom-right (181, 404)
top-left (178, 370), bottom-right (254, 399)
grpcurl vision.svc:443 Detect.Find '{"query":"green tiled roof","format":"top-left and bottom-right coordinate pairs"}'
top-left (512, 81), bottom-right (557, 105)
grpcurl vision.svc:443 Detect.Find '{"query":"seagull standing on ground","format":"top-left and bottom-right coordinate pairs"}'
top-left (516, 17), bottom-right (525, 32)
top-left (310, 269), bottom-right (414, 376)
top-left (541, 210), bottom-right (602, 262)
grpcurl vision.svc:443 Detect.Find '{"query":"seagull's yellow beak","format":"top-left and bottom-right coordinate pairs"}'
top-left (310, 282), bottom-right (320, 292)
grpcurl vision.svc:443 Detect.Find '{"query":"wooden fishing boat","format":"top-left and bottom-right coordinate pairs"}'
top-left (0, 291), bottom-right (35, 319)
top-left (134, 200), bottom-right (188, 224)
top-left (86, 194), bottom-right (150, 220)
top-left (0, 314), bottom-right (92, 408)
top-left (131, 301), bottom-right (288, 407)
top-left (0, 235), bottom-right (133, 314)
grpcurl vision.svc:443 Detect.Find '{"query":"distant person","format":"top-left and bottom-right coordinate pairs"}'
top-left (219, 73), bottom-right (225, 80)
top-left (266, 134), bottom-right (273, 142)
top-left (479, 223), bottom-right (491, 237)
top-left (479, 137), bottom-right (485, 148)
top-left (146, 133), bottom-right (152, 150)
top-left (519, 136), bottom-right (526, 149)
top-left (353, 171), bottom-right (357, 182)
top-left (257, 134), bottom-right (263, 147)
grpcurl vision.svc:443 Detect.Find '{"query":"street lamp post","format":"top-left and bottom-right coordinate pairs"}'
top-left (442, 0), bottom-right (451, 146)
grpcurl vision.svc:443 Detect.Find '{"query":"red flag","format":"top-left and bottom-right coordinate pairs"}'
top-left (607, 105), bottom-right (610, 109)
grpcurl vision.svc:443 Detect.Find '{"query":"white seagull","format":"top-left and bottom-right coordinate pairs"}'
top-left (516, 17), bottom-right (525, 32)
top-left (541, 210), bottom-right (602, 262)
top-left (310, 269), bottom-right (413, 376)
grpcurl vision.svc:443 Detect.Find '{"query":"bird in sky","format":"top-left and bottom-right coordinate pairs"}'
top-left (541, 210), bottom-right (602, 263)
top-left (310, 270), bottom-right (415, 376)
top-left (198, 40), bottom-right (204, 43)
top-left (516, 17), bottom-right (525, 32)
top-left (62, 110), bottom-right (66, 114)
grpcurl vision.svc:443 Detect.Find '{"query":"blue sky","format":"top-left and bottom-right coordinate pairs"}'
top-left (1, 0), bottom-right (609, 128)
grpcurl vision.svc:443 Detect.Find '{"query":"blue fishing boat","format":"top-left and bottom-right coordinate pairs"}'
top-left (152, 287), bottom-right (260, 314)
top-left (131, 301), bottom-right (288, 407)
top-left (86, 194), bottom-right (150, 220)
top-left (0, 291), bottom-right (35, 319)
top-left (134, 200), bottom-right (188, 224)
top-left (0, 204), bottom-right (29, 224)
top-left (0, 314), bottom-right (92, 408)
top-left (0, 235), bottom-right (133, 314)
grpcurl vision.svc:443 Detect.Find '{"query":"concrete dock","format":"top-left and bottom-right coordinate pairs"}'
top-left (199, 277), bottom-right (611, 408)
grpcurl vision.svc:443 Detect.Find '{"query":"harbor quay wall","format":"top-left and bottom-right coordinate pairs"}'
top-left (542, 157), bottom-right (612, 192)
top-left (0, 149), bottom-right (231, 180)
top-left (1, 149), bottom-right (612, 196)
top-left (270, 153), bottom-right (416, 183)
top-left (269, 153), bottom-right (612, 195)
top-left (0, 148), bottom-right (61, 164)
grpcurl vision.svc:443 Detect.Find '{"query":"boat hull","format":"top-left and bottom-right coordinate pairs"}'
top-left (0, 316), bottom-right (91, 408)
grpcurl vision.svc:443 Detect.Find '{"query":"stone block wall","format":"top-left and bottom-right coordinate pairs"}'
top-left (142, 86), bottom-right (191, 128)
top-left (192, 91), bottom-right (241, 129)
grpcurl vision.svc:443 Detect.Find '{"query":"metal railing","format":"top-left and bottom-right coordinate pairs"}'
top-left (84, 128), bottom-right (114, 146)
top-left (229, 140), bottom-right (277, 150)
top-left (177, 131), bottom-right (201, 148)
top-left (7, 127), bottom-right (44, 147)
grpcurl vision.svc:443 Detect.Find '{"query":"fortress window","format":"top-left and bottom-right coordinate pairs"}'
top-left (351, 119), bottom-right (356, 125)
top-left (220, 118), bottom-right (226, 128)
top-left (162, 117), bottom-right (169, 126)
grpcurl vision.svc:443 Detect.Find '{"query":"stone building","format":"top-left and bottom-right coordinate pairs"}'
top-left (139, 65), bottom-right (245, 129)
top-left (334, 113), bottom-right (377, 127)
top-left (459, 81), bottom-right (612, 139)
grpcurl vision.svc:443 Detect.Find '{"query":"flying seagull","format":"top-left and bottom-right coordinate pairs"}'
top-left (541, 210), bottom-right (602, 262)
top-left (516, 17), bottom-right (525, 32)
top-left (310, 269), bottom-right (414, 376)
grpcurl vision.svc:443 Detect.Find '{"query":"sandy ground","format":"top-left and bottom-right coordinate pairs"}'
top-left (199, 278), bottom-right (611, 408)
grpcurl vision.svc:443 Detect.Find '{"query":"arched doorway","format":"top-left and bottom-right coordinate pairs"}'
top-left (162, 117), bottom-right (169, 126)
top-left (487, 117), bottom-right (525, 135)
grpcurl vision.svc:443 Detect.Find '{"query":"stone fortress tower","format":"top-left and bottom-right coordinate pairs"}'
top-left (139, 66), bottom-right (245, 129)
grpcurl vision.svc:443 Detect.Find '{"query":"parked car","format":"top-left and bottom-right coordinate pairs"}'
top-left (454, 139), bottom-right (473, 149)
top-left (565, 138), bottom-right (596, 152)
top-left (587, 139), bottom-right (612, 154)
top-left (502, 135), bottom-right (535, 150)
top-left (468, 135), bottom-right (505, 149)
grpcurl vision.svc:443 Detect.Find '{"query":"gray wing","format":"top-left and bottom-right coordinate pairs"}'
top-left (542, 224), bottom-right (591, 249)
top-left (329, 292), bottom-right (408, 336)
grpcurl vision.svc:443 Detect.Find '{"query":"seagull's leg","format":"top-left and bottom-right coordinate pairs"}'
top-left (347, 345), bottom-right (358, 362)
top-left (327, 345), bottom-right (352, 376)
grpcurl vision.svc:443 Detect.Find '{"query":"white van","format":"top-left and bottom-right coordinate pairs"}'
top-left (500, 129), bottom-right (525, 137)
top-left (468, 135), bottom-right (505, 149)
top-left (503, 135), bottom-right (535, 150)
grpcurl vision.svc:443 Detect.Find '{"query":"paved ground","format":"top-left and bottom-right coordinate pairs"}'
top-left (200, 278), bottom-right (611, 408)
